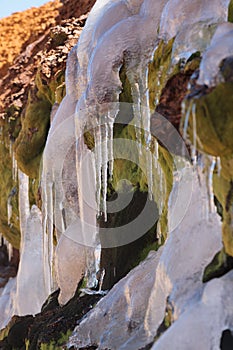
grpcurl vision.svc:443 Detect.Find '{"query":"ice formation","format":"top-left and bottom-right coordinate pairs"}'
top-left (72, 0), bottom-right (169, 215)
top-left (0, 278), bottom-right (16, 330)
top-left (159, 0), bottom-right (230, 67)
top-left (68, 172), bottom-right (222, 349)
top-left (14, 205), bottom-right (48, 316)
top-left (159, 0), bottom-right (230, 41)
top-left (197, 22), bottom-right (233, 86)
top-left (41, 0), bottom-right (171, 302)
top-left (39, 0), bottom-right (233, 308)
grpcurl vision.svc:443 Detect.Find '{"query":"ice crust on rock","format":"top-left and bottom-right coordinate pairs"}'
top-left (152, 271), bottom-right (233, 350)
top-left (40, 0), bottom-right (233, 310)
top-left (0, 278), bottom-right (16, 330)
top-left (14, 205), bottom-right (48, 316)
top-left (68, 172), bottom-right (222, 349)
top-left (197, 22), bottom-right (233, 86)
top-left (68, 249), bottom-right (163, 350)
top-left (159, 0), bottom-right (230, 41)
top-left (159, 0), bottom-right (230, 66)
top-left (42, 0), bottom-right (169, 304)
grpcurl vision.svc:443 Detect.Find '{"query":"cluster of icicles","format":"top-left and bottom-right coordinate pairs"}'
top-left (0, 0), bottom-right (231, 323)
top-left (40, 0), bottom-right (232, 295)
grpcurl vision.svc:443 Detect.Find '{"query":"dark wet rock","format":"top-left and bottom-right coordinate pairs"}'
top-left (100, 189), bottom-right (159, 290)
top-left (203, 249), bottom-right (233, 283)
top-left (220, 330), bottom-right (233, 350)
top-left (0, 280), bottom-right (102, 350)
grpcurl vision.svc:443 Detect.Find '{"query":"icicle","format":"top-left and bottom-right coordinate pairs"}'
top-left (7, 197), bottom-right (12, 226)
top-left (207, 157), bottom-right (216, 215)
top-left (146, 151), bottom-right (153, 201)
top-left (182, 102), bottom-right (192, 141)
top-left (47, 181), bottom-right (54, 291)
top-left (59, 201), bottom-right (66, 232)
top-left (102, 122), bottom-right (108, 222)
top-left (98, 268), bottom-right (105, 292)
top-left (9, 141), bottom-right (12, 157)
top-left (191, 103), bottom-right (197, 166)
top-left (12, 153), bottom-right (18, 182)
top-left (42, 174), bottom-right (50, 294)
top-left (197, 155), bottom-right (208, 220)
top-left (3, 239), bottom-right (13, 261)
top-left (157, 221), bottom-right (162, 245)
top-left (108, 111), bottom-right (115, 180)
top-left (7, 193), bottom-right (12, 225)
top-left (94, 124), bottom-right (102, 217)
top-left (155, 65), bottom-right (163, 106)
top-left (154, 139), bottom-right (159, 168)
top-left (130, 80), bottom-right (143, 151)
top-left (216, 157), bottom-right (221, 177)
top-left (18, 169), bottom-right (30, 242)
top-left (141, 69), bottom-right (154, 200)
top-left (8, 244), bottom-right (13, 261)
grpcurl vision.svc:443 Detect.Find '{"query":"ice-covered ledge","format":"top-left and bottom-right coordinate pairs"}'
top-left (68, 172), bottom-right (224, 349)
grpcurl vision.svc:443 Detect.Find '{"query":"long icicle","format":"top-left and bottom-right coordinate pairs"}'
top-left (102, 121), bottom-right (108, 222)
top-left (94, 124), bottom-right (103, 217)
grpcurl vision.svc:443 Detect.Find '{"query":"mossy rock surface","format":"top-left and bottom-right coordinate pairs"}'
top-left (0, 132), bottom-right (20, 247)
top-left (203, 248), bottom-right (233, 283)
top-left (228, 0), bottom-right (233, 23)
top-left (148, 39), bottom-right (175, 110)
top-left (184, 82), bottom-right (233, 158)
top-left (14, 87), bottom-right (51, 179)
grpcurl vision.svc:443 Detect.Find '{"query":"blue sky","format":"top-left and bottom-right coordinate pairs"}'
top-left (0, 0), bottom-right (49, 19)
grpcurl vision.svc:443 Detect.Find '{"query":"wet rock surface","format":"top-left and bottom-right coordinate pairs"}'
top-left (0, 283), bottom-right (102, 350)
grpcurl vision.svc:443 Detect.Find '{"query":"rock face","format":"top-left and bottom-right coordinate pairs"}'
top-left (0, 0), bottom-right (62, 79)
top-left (0, 0), bottom-right (233, 349)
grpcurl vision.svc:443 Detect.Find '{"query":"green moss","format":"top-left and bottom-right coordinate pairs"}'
top-left (14, 68), bottom-right (66, 178)
top-left (148, 39), bottom-right (177, 110)
top-left (36, 69), bottom-right (65, 106)
top-left (183, 82), bottom-right (233, 157)
top-left (182, 79), bottom-right (233, 256)
top-left (14, 87), bottom-right (51, 178)
top-left (228, 0), bottom-right (233, 22)
top-left (155, 299), bottom-right (174, 341)
top-left (112, 123), bottom-right (147, 192)
top-left (214, 167), bottom-right (233, 256)
top-left (119, 65), bottom-right (133, 104)
top-left (184, 55), bottom-right (201, 72)
top-left (55, 82), bottom-right (66, 104)
top-left (132, 240), bottom-right (161, 269)
top-left (39, 331), bottom-right (72, 350)
top-left (0, 133), bottom-right (20, 247)
top-left (203, 248), bottom-right (233, 283)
